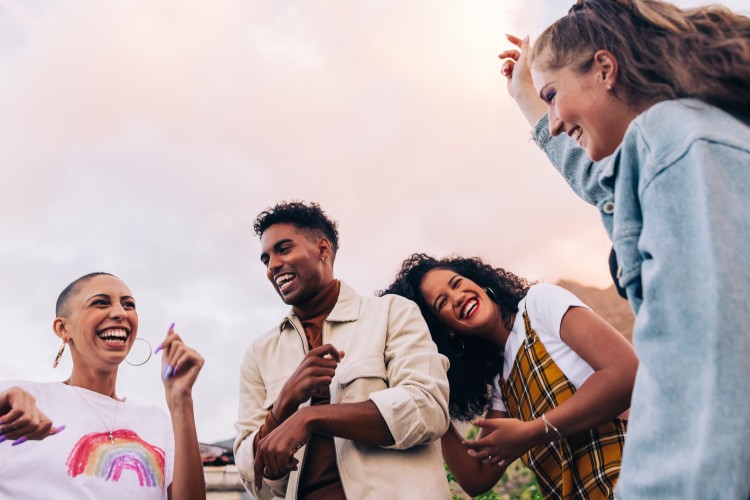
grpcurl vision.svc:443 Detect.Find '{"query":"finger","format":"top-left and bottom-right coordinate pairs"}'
top-left (254, 448), bottom-right (265, 490)
top-left (25, 419), bottom-right (53, 441)
top-left (505, 33), bottom-right (523, 48)
top-left (501, 60), bottom-right (515, 78)
top-left (319, 344), bottom-right (343, 362)
top-left (170, 350), bottom-right (204, 379)
top-left (471, 418), bottom-right (499, 429)
top-left (520, 35), bottom-right (530, 55)
top-left (463, 437), bottom-right (494, 451)
top-left (155, 323), bottom-right (177, 355)
top-left (498, 49), bottom-right (521, 61)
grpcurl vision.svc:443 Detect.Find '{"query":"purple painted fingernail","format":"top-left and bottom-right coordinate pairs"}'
top-left (163, 365), bottom-right (172, 379)
top-left (155, 343), bottom-right (164, 355)
top-left (169, 322), bottom-right (175, 332)
top-left (0, 436), bottom-right (7, 444)
top-left (11, 437), bottom-right (27, 446)
top-left (172, 365), bottom-right (179, 376)
top-left (54, 425), bottom-right (66, 434)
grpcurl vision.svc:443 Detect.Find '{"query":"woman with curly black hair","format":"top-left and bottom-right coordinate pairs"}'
top-left (381, 254), bottom-right (637, 499)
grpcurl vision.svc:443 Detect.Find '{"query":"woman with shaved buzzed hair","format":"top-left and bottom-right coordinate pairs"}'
top-left (0, 272), bottom-right (206, 500)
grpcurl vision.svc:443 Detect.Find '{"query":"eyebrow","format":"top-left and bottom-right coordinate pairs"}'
top-left (86, 294), bottom-right (135, 302)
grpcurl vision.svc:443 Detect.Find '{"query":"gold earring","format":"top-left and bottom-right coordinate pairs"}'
top-left (52, 341), bottom-right (67, 368)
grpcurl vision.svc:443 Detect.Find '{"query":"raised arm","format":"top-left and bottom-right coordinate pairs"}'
top-left (500, 34), bottom-right (609, 207)
top-left (159, 325), bottom-right (206, 500)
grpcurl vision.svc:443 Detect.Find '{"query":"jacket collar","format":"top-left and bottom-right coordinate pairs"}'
top-left (277, 280), bottom-right (361, 333)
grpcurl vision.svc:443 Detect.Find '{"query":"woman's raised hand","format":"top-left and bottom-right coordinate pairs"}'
top-left (156, 324), bottom-right (204, 407)
top-left (499, 34), bottom-right (547, 126)
top-left (0, 387), bottom-right (64, 446)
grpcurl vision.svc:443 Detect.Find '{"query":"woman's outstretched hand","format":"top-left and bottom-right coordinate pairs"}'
top-left (0, 387), bottom-right (64, 445)
top-left (462, 416), bottom-right (545, 466)
top-left (156, 324), bottom-right (204, 408)
top-left (498, 34), bottom-right (547, 126)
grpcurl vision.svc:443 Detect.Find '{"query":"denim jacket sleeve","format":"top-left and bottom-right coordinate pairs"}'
top-left (532, 114), bottom-right (610, 207)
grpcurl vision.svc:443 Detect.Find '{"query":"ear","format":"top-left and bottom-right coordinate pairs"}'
top-left (318, 237), bottom-right (333, 262)
top-left (53, 317), bottom-right (68, 342)
top-left (592, 49), bottom-right (619, 89)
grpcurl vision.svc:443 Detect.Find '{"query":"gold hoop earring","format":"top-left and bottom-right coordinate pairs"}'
top-left (52, 341), bottom-right (67, 369)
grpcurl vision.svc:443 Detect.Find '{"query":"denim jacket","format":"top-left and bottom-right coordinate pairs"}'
top-left (533, 99), bottom-right (750, 499)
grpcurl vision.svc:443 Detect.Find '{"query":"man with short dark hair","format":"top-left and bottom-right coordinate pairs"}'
top-left (234, 201), bottom-right (452, 499)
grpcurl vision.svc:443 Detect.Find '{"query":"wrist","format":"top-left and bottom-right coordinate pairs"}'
top-left (528, 417), bottom-right (548, 448)
top-left (296, 406), bottom-right (318, 434)
top-left (167, 393), bottom-right (194, 413)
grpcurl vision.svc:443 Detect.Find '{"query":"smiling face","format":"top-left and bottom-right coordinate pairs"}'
top-left (54, 274), bottom-right (138, 371)
top-left (531, 49), bottom-right (639, 162)
top-left (260, 222), bottom-right (334, 306)
top-left (419, 268), bottom-right (502, 339)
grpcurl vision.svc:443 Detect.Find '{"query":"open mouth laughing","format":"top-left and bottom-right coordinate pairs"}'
top-left (96, 328), bottom-right (129, 345)
top-left (274, 272), bottom-right (297, 293)
top-left (460, 297), bottom-right (479, 320)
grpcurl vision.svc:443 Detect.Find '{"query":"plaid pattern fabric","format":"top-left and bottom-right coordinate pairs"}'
top-left (500, 309), bottom-right (627, 500)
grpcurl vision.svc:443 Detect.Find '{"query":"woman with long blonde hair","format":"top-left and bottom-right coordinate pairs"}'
top-left (501, 1), bottom-right (750, 497)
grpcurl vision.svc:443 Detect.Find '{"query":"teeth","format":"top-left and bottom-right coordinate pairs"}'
top-left (571, 127), bottom-right (582, 141)
top-left (98, 329), bottom-right (128, 339)
top-left (462, 299), bottom-right (478, 319)
top-left (274, 273), bottom-right (295, 290)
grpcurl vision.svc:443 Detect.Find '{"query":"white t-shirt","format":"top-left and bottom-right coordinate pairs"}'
top-left (491, 283), bottom-right (593, 413)
top-left (0, 380), bottom-right (174, 500)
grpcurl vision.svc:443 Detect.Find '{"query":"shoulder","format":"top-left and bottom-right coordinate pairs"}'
top-left (524, 283), bottom-right (586, 309)
top-left (626, 99), bottom-right (750, 173)
top-left (0, 379), bottom-right (61, 397)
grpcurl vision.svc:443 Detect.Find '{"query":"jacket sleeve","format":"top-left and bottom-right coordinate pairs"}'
top-left (368, 298), bottom-right (450, 449)
top-left (233, 344), bottom-right (288, 499)
top-left (532, 114), bottom-right (610, 207)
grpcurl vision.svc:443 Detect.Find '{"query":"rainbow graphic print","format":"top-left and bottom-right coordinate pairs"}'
top-left (66, 429), bottom-right (166, 489)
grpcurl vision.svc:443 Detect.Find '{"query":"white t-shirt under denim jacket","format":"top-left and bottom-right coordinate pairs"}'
top-left (533, 99), bottom-right (750, 499)
top-left (0, 380), bottom-right (174, 500)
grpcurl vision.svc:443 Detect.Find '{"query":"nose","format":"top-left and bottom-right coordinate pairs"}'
top-left (267, 254), bottom-right (283, 277)
top-left (548, 107), bottom-right (564, 136)
top-left (451, 290), bottom-right (466, 312)
top-left (110, 302), bottom-right (128, 319)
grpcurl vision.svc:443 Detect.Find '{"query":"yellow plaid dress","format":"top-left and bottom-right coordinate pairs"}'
top-left (500, 309), bottom-right (627, 500)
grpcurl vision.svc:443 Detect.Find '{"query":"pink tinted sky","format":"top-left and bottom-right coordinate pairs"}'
top-left (1, 0), bottom-right (745, 442)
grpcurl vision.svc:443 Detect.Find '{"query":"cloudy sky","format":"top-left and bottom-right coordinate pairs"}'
top-left (1, 0), bottom-right (746, 443)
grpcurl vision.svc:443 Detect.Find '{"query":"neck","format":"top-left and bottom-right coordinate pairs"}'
top-left (484, 306), bottom-right (514, 348)
top-left (66, 366), bottom-right (119, 399)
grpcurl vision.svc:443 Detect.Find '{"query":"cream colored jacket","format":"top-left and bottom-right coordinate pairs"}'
top-left (234, 282), bottom-right (452, 499)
